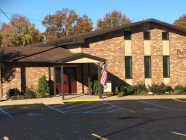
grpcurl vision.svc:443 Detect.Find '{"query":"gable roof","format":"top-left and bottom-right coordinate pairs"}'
top-left (29, 18), bottom-right (186, 47)
top-left (3, 47), bottom-right (74, 62)
top-left (3, 47), bottom-right (106, 63)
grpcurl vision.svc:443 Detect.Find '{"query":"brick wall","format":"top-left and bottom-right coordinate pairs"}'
top-left (151, 24), bottom-right (164, 84)
top-left (169, 30), bottom-right (186, 87)
top-left (2, 63), bottom-right (54, 96)
top-left (131, 24), bottom-right (145, 84)
top-left (82, 30), bottom-right (125, 91)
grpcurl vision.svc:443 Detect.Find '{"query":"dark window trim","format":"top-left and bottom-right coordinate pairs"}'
top-left (143, 31), bottom-right (150, 40)
top-left (163, 55), bottom-right (170, 78)
top-left (162, 32), bottom-right (169, 40)
top-left (125, 56), bottom-right (132, 79)
top-left (124, 31), bottom-right (131, 40)
top-left (144, 56), bottom-right (151, 78)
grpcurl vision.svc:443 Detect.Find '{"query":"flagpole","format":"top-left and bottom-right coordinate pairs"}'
top-left (98, 62), bottom-right (102, 99)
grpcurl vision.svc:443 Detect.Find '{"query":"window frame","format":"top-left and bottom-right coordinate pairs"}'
top-left (163, 56), bottom-right (170, 78)
top-left (144, 31), bottom-right (150, 40)
top-left (124, 31), bottom-right (131, 40)
top-left (162, 32), bottom-right (169, 40)
top-left (144, 56), bottom-right (151, 78)
top-left (125, 56), bottom-right (132, 79)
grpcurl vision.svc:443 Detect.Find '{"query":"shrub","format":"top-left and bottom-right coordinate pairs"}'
top-left (23, 86), bottom-right (35, 98)
top-left (127, 86), bottom-right (137, 95)
top-left (118, 92), bottom-right (124, 96)
top-left (16, 95), bottom-right (25, 100)
top-left (90, 74), bottom-right (99, 95)
top-left (6, 88), bottom-right (20, 97)
top-left (11, 96), bottom-right (17, 100)
top-left (107, 91), bottom-right (113, 96)
top-left (118, 85), bottom-right (125, 92)
top-left (37, 75), bottom-right (50, 97)
top-left (140, 90), bottom-right (148, 95)
top-left (135, 83), bottom-right (147, 93)
top-left (148, 83), bottom-right (173, 94)
top-left (175, 85), bottom-right (184, 94)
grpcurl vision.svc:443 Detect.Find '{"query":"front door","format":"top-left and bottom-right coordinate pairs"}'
top-left (55, 67), bottom-right (77, 94)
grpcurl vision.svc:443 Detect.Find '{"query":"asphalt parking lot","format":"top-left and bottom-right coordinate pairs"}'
top-left (1, 99), bottom-right (186, 140)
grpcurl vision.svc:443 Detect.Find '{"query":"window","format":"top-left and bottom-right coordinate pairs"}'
top-left (144, 56), bottom-right (151, 78)
top-left (162, 32), bottom-right (169, 40)
top-left (144, 31), bottom-right (150, 40)
top-left (124, 31), bottom-right (131, 40)
top-left (125, 56), bottom-right (132, 78)
top-left (163, 56), bottom-right (170, 77)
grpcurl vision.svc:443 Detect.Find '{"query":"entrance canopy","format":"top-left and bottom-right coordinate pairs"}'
top-left (53, 53), bottom-right (106, 64)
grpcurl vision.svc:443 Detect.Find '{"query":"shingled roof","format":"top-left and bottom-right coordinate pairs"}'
top-left (2, 46), bottom-right (106, 63)
top-left (29, 18), bottom-right (186, 47)
top-left (2, 47), bottom-right (74, 62)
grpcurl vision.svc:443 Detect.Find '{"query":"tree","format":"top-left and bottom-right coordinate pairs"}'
top-left (96, 10), bottom-right (131, 30)
top-left (174, 14), bottom-right (186, 29)
top-left (0, 14), bottom-right (42, 47)
top-left (42, 8), bottom-right (93, 39)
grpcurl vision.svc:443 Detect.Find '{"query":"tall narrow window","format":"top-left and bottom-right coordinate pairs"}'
top-left (163, 56), bottom-right (170, 77)
top-left (124, 31), bottom-right (131, 40)
top-left (125, 56), bottom-right (132, 78)
top-left (162, 32), bottom-right (169, 40)
top-left (144, 31), bottom-right (150, 40)
top-left (144, 56), bottom-right (151, 78)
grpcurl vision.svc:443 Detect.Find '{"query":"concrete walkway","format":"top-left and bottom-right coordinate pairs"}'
top-left (0, 94), bottom-right (186, 106)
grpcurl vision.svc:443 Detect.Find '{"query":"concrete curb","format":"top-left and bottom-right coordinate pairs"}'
top-left (0, 95), bottom-right (186, 106)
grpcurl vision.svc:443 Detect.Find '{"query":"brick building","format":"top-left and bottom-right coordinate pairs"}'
top-left (1, 18), bottom-right (186, 97)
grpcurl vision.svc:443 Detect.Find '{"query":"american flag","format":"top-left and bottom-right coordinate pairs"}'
top-left (100, 62), bottom-right (107, 85)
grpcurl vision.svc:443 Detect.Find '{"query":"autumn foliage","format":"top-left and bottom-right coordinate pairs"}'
top-left (42, 8), bottom-right (93, 39)
top-left (174, 14), bottom-right (186, 29)
top-left (0, 14), bottom-right (42, 47)
top-left (96, 10), bottom-right (131, 30)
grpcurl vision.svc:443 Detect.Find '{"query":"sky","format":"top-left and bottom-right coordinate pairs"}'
top-left (0, 0), bottom-right (186, 33)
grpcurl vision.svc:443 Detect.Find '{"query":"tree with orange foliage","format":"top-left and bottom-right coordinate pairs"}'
top-left (174, 14), bottom-right (186, 29)
top-left (0, 14), bottom-right (42, 47)
top-left (42, 8), bottom-right (93, 39)
top-left (96, 10), bottom-right (131, 30)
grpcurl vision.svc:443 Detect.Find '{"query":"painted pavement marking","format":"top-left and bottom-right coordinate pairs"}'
top-left (46, 101), bottom-right (135, 114)
top-left (137, 99), bottom-right (183, 111)
top-left (172, 98), bottom-right (186, 103)
top-left (144, 108), bottom-right (159, 111)
top-left (3, 136), bottom-right (9, 140)
top-left (172, 132), bottom-right (186, 137)
top-left (0, 108), bottom-right (12, 117)
top-left (91, 134), bottom-right (108, 140)
top-left (27, 113), bottom-right (44, 116)
top-left (64, 98), bottom-right (101, 102)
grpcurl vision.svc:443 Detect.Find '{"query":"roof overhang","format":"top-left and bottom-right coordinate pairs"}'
top-left (7, 53), bottom-right (106, 64)
top-left (55, 53), bottom-right (106, 63)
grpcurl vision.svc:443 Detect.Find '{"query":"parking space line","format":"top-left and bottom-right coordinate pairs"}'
top-left (63, 103), bottom-right (105, 113)
top-left (63, 102), bottom-right (92, 109)
top-left (84, 108), bottom-right (104, 113)
top-left (102, 101), bottom-right (135, 112)
top-left (46, 101), bottom-right (135, 114)
top-left (172, 98), bottom-right (186, 103)
top-left (0, 109), bottom-right (12, 117)
top-left (172, 132), bottom-right (186, 137)
top-left (137, 99), bottom-right (182, 111)
top-left (53, 102), bottom-right (75, 108)
top-left (46, 105), bottom-right (65, 114)
top-left (64, 98), bottom-right (101, 102)
top-left (3, 136), bottom-right (9, 140)
top-left (91, 134), bottom-right (108, 140)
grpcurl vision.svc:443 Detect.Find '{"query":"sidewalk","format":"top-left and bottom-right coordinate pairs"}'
top-left (0, 94), bottom-right (186, 106)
